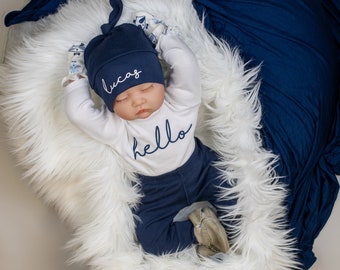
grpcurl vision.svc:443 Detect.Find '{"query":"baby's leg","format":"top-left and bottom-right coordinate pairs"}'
top-left (134, 173), bottom-right (197, 255)
top-left (200, 155), bottom-right (238, 239)
top-left (135, 211), bottom-right (196, 255)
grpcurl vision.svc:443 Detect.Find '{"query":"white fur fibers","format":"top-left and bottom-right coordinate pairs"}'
top-left (0, 0), bottom-right (300, 269)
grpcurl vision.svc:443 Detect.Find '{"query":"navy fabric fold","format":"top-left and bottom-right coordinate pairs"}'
top-left (322, 0), bottom-right (340, 60)
top-left (4, 0), bottom-right (123, 29)
top-left (193, 0), bottom-right (340, 269)
top-left (4, 0), bottom-right (68, 26)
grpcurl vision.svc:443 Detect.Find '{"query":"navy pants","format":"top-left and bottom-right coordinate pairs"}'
top-left (134, 139), bottom-right (235, 255)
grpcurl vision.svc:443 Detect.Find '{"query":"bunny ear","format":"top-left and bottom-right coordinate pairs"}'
top-left (101, 0), bottom-right (124, 35)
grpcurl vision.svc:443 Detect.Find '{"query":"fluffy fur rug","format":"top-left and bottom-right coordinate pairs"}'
top-left (0, 0), bottom-right (300, 269)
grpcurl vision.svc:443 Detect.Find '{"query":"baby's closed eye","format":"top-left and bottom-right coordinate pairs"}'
top-left (141, 84), bottom-right (154, 92)
top-left (116, 96), bottom-right (128, 102)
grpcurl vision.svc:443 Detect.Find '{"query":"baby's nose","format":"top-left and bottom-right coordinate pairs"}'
top-left (132, 96), bottom-right (146, 106)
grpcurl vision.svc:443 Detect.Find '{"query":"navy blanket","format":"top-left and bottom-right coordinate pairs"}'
top-left (193, 1), bottom-right (340, 268)
top-left (4, 0), bottom-right (340, 269)
top-left (4, 0), bottom-right (68, 26)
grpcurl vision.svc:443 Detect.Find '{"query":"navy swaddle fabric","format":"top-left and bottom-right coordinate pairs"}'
top-left (4, 0), bottom-right (340, 269)
top-left (193, 0), bottom-right (340, 268)
top-left (4, 0), bottom-right (68, 26)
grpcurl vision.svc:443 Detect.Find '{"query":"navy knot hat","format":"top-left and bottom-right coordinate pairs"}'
top-left (84, 23), bottom-right (164, 112)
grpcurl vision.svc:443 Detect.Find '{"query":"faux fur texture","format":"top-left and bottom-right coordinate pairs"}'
top-left (0, 0), bottom-right (300, 269)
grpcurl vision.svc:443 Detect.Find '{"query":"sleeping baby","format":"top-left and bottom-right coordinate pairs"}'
top-left (62, 13), bottom-right (236, 258)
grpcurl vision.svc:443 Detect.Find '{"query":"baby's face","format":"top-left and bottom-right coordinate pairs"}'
top-left (113, 83), bottom-right (165, 120)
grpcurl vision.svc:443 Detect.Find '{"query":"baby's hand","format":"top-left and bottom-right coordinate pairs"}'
top-left (62, 43), bottom-right (87, 87)
top-left (132, 12), bottom-right (168, 45)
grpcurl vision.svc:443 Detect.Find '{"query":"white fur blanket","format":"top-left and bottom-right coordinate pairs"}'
top-left (0, 0), bottom-right (299, 269)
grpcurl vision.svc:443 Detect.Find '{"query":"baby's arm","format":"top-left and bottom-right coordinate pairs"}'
top-left (64, 78), bottom-right (120, 145)
top-left (157, 32), bottom-right (201, 107)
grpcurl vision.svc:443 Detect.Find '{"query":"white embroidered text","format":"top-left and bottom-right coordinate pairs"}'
top-left (102, 69), bottom-right (142, 94)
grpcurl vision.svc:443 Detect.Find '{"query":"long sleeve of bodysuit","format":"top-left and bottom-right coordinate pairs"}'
top-left (157, 32), bottom-right (201, 109)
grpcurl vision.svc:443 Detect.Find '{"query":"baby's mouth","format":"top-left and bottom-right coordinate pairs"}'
top-left (137, 108), bottom-right (150, 115)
